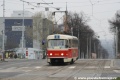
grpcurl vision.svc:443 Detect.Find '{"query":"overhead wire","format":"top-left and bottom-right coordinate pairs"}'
top-left (57, 1), bottom-right (120, 8)
top-left (41, 0), bottom-right (56, 9)
top-left (88, 0), bottom-right (113, 53)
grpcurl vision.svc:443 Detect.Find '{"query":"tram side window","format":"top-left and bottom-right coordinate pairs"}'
top-left (75, 39), bottom-right (78, 47)
top-left (65, 40), bottom-right (68, 48)
top-left (71, 39), bottom-right (74, 47)
top-left (69, 39), bottom-right (72, 48)
top-left (72, 39), bottom-right (78, 47)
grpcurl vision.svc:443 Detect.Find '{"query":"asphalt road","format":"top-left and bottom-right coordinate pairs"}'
top-left (0, 59), bottom-right (120, 80)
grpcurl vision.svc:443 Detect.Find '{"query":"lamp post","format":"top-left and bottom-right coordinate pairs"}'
top-left (21, 0), bottom-right (25, 57)
top-left (19, 0), bottom-right (25, 57)
top-left (2, 0), bottom-right (5, 61)
top-left (20, 0), bottom-right (34, 58)
top-left (116, 26), bottom-right (118, 59)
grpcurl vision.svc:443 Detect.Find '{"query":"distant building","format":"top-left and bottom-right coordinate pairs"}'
top-left (5, 17), bottom-right (33, 50)
top-left (0, 17), bottom-right (33, 50)
top-left (0, 11), bottom-right (53, 50)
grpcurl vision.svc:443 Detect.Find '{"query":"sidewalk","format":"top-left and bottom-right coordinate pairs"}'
top-left (0, 58), bottom-right (27, 62)
top-left (0, 58), bottom-right (8, 62)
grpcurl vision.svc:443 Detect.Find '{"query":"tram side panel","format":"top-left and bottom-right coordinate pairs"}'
top-left (47, 48), bottom-right (78, 64)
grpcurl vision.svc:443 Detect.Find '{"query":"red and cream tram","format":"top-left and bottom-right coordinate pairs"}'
top-left (46, 34), bottom-right (78, 65)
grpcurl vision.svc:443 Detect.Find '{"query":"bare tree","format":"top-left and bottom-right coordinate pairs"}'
top-left (66, 12), bottom-right (108, 58)
top-left (108, 11), bottom-right (120, 53)
top-left (31, 12), bottom-right (53, 50)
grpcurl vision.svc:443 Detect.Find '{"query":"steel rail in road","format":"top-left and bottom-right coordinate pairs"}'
top-left (36, 60), bottom-right (94, 79)
top-left (92, 60), bottom-right (106, 77)
top-left (62, 59), bottom-right (97, 80)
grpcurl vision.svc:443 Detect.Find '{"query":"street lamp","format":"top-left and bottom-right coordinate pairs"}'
top-left (2, 0), bottom-right (5, 61)
top-left (20, 0), bottom-right (34, 58)
top-left (92, 35), bottom-right (100, 58)
top-left (115, 26), bottom-right (118, 59)
top-left (20, 0), bottom-right (25, 57)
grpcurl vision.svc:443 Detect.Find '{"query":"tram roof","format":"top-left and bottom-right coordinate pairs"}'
top-left (47, 34), bottom-right (78, 40)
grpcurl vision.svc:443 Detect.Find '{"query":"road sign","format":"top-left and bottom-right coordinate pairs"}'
top-left (12, 26), bottom-right (25, 31)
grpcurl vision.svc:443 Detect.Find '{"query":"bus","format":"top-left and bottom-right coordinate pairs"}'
top-left (46, 34), bottom-right (78, 65)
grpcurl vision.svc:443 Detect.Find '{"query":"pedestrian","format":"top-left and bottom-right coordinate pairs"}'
top-left (14, 54), bottom-right (17, 59)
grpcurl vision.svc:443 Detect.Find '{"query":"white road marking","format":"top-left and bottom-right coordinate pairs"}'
top-left (85, 66), bottom-right (110, 69)
top-left (104, 66), bottom-right (110, 68)
top-left (114, 70), bottom-right (120, 73)
top-left (69, 66), bottom-right (76, 68)
top-left (86, 66), bottom-right (96, 68)
top-left (35, 66), bottom-right (41, 69)
top-left (48, 67), bottom-right (59, 69)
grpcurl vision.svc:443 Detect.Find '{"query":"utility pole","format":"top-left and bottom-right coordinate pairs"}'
top-left (19, 0), bottom-right (25, 58)
top-left (89, 36), bottom-right (91, 59)
top-left (78, 27), bottom-right (80, 59)
top-left (114, 32), bottom-right (116, 58)
top-left (86, 34), bottom-right (89, 59)
top-left (94, 42), bottom-right (96, 54)
top-left (65, 2), bottom-right (68, 33)
top-left (116, 26), bottom-right (118, 59)
top-left (2, 0), bottom-right (5, 61)
top-left (20, 0), bottom-right (25, 58)
top-left (71, 27), bottom-right (73, 36)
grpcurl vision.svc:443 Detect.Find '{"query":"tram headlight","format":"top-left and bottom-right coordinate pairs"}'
top-left (61, 53), bottom-right (64, 56)
top-left (50, 53), bottom-right (52, 56)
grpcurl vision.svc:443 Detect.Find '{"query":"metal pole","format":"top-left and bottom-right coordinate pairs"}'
top-left (94, 42), bottom-right (96, 53)
top-left (78, 27), bottom-right (80, 59)
top-left (2, 0), bottom-right (5, 61)
top-left (71, 27), bottom-right (73, 36)
top-left (87, 34), bottom-right (88, 59)
top-left (114, 32), bottom-right (116, 58)
top-left (116, 27), bottom-right (118, 59)
top-left (89, 36), bottom-right (91, 59)
top-left (21, 1), bottom-right (25, 56)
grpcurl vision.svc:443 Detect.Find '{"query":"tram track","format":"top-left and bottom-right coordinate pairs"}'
top-left (92, 60), bottom-right (106, 77)
top-left (38, 59), bottom-right (95, 80)
top-left (63, 59), bottom-right (97, 80)
top-left (46, 60), bottom-right (91, 77)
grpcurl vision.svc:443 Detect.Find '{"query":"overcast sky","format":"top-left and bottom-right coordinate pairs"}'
top-left (0, 0), bottom-right (120, 58)
top-left (0, 0), bottom-right (119, 38)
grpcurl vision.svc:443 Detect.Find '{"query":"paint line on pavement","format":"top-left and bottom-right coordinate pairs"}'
top-left (69, 66), bottom-right (76, 69)
top-left (35, 66), bottom-right (41, 69)
top-left (114, 70), bottom-right (120, 73)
